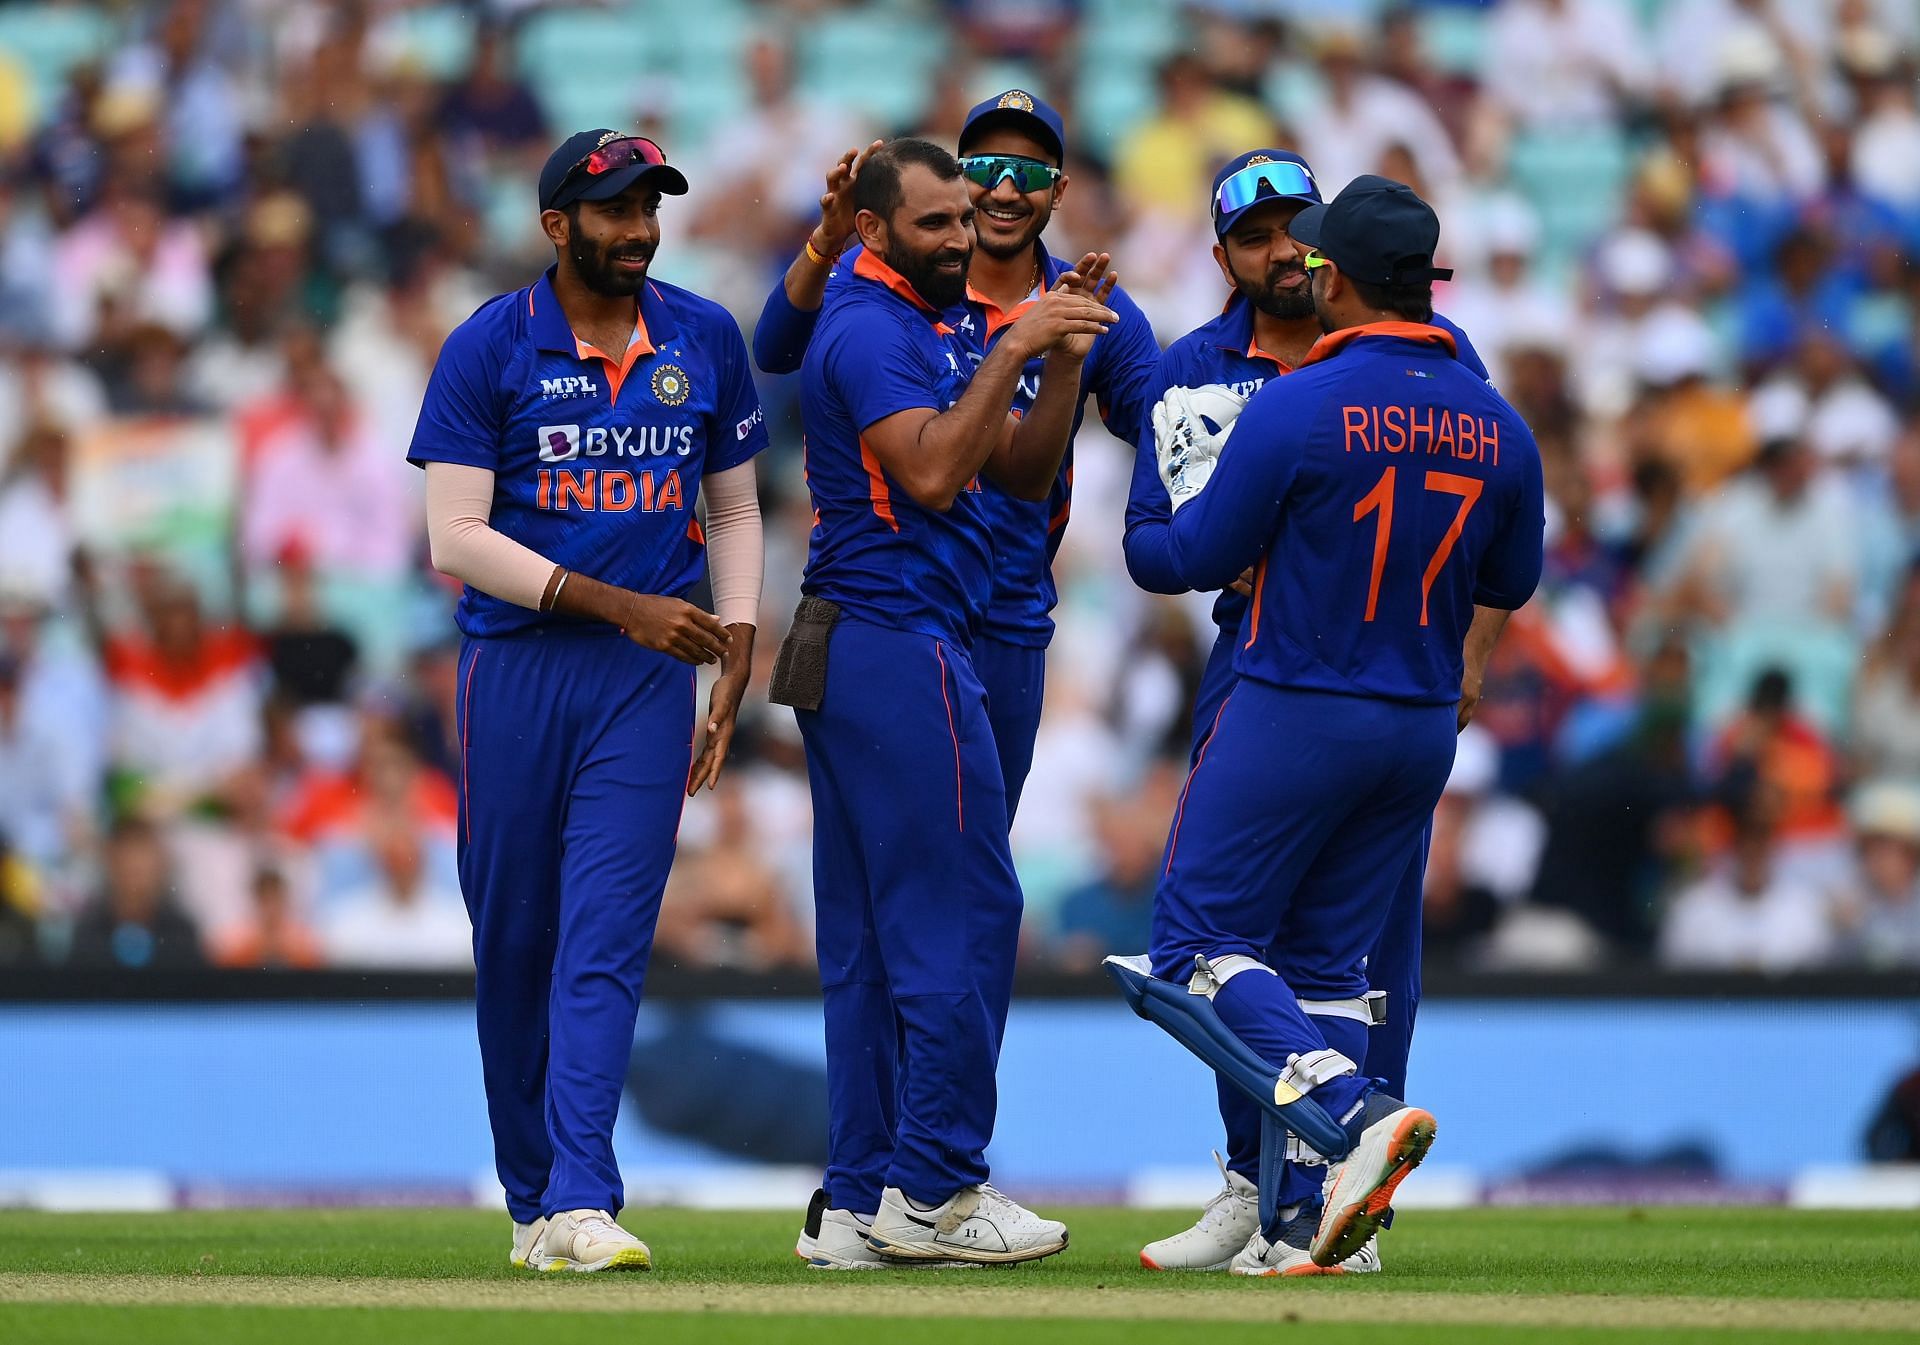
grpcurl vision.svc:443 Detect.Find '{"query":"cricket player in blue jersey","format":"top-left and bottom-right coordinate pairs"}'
top-left (755, 91), bottom-right (1160, 818)
top-left (409, 130), bottom-right (769, 1273)
top-left (1124, 151), bottom-right (1497, 1275)
top-left (1115, 175), bottom-right (1543, 1273)
top-left (769, 138), bottom-right (1117, 1267)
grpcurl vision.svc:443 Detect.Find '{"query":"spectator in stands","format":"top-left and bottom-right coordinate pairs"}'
top-left (1831, 779), bottom-right (1920, 968)
top-left (68, 815), bottom-right (203, 969)
top-left (1852, 569), bottom-right (1920, 780)
top-left (0, 422), bottom-right (76, 612)
top-left (1528, 640), bottom-right (1698, 954)
top-left (1051, 762), bottom-right (1180, 971)
top-left (209, 862), bottom-right (323, 970)
top-left (48, 182), bottom-right (212, 353)
top-left (656, 780), bottom-right (808, 972)
top-left (1115, 53), bottom-right (1274, 218)
top-left (0, 827), bottom-right (39, 965)
top-left (240, 359), bottom-right (416, 587)
top-left (92, 565), bottom-right (262, 821)
top-left (1485, 0), bottom-right (1648, 129)
top-left (1674, 402), bottom-right (1861, 730)
top-left (1294, 27), bottom-right (1460, 200)
top-left (320, 813), bottom-right (469, 970)
top-left (1660, 807), bottom-right (1835, 971)
top-left (436, 21), bottom-right (547, 162)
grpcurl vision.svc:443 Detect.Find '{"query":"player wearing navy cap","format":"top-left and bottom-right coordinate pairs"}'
top-left (770, 137), bottom-right (1116, 1267)
top-left (754, 91), bottom-right (1159, 819)
top-left (409, 130), bottom-right (769, 1272)
top-left (1126, 152), bottom-right (1499, 1276)
top-left (1128, 174), bottom-right (1542, 1272)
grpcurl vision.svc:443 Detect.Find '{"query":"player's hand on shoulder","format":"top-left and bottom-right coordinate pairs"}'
top-left (620, 593), bottom-right (732, 665)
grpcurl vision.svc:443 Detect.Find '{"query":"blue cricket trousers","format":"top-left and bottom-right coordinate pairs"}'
top-left (1190, 635), bottom-right (1429, 1191)
top-left (796, 618), bottom-right (1024, 1213)
top-left (973, 632), bottom-right (1047, 822)
top-left (1153, 680), bottom-right (1455, 1141)
top-left (456, 630), bottom-right (694, 1224)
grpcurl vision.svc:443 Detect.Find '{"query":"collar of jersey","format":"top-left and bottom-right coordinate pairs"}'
top-left (527, 266), bottom-right (679, 356)
top-left (1301, 320), bottom-right (1457, 368)
top-left (1207, 292), bottom-right (1291, 372)
top-left (966, 238), bottom-right (1059, 337)
top-left (850, 250), bottom-right (964, 335)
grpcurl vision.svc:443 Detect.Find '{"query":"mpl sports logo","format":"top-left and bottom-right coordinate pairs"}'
top-left (539, 374), bottom-right (600, 401)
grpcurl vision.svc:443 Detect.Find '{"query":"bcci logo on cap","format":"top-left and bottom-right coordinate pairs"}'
top-left (997, 90), bottom-right (1035, 112)
top-left (651, 363), bottom-right (690, 407)
top-left (1247, 154), bottom-right (1274, 165)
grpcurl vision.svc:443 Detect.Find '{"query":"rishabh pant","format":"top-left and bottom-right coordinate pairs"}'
top-left (1187, 639), bottom-right (1429, 1199)
top-left (971, 633), bottom-right (1047, 822)
top-left (1152, 681), bottom-right (1456, 1141)
top-left (797, 617), bottom-right (1024, 1213)
top-left (456, 628), bottom-right (695, 1223)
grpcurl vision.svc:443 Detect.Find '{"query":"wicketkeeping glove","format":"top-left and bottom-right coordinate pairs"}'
top-left (1154, 384), bottom-right (1247, 512)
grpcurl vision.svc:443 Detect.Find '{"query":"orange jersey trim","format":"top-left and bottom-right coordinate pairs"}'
top-left (858, 435), bottom-right (900, 533)
top-left (1301, 321), bottom-right (1456, 368)
top-left (572, 314), bottom-right (656, 407)
top-left (854, 249), bottom-right (938, 313)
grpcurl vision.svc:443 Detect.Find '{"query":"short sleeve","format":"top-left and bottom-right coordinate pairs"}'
top-left (708, 315), bottom-right (771, 473)
top-left (820, 307), bottom-right (943, 433)
top-left (1472, 412), bottom-right (1546, 610)
top-left (408, 311), bottom-right (509, 470)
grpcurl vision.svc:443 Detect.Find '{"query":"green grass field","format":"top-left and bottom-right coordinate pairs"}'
top-left (1, 1207), bottom-right (1916, 1344)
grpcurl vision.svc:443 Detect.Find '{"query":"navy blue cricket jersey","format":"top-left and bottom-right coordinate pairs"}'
top-left (1124, 295), bottom-right (1487, 635)
top-left (761, 241), bottom-right (1159, 647)
top-left (797, 250), bottom-right (993, 644)
top-left (1163, 322), bottom-right (1544, 704)
top-left (408, 268), bottom-right (769, 637)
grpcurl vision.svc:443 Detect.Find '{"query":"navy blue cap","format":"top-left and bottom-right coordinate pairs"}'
top-left (1210, 149), bottom-right (1322, 237)
top-left (958, 90), bottom-right (1066, 166)
top-left (539, 130), bottom-right (689, 212)
top-left (1288, 174), bottom-right (1453, 285)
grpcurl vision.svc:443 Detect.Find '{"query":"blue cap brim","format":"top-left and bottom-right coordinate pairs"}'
top-left (959, 109), bottom-right (1064, 165)
top-left (1285, 202), bottom-right (1328, 250)
top-left (548, 162), bottom-right (689, 211)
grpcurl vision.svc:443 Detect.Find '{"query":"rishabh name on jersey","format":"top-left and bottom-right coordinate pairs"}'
top-left (1123, 295), bottom-right (1490, 635)
top-left (1209, 322), bottom-right (1543, 705)
top-left (798, 249), bottom-right (992, 645)
top-left (407, 267), bottom-right (769, 638)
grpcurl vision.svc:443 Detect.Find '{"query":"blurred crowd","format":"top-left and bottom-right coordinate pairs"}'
top-left (3, 0), bottom-right (1920, 976)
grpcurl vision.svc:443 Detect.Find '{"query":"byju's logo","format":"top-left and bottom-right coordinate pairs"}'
top-left (537, 424), bottom-right (581, 461)
top-left (539, 375), bottom-right (600, 400)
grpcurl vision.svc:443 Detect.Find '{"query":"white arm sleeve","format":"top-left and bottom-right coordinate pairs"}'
top-left (423, 461), bottom-right (557, 611)
top-left (701, 460), bottom-right (764, 628)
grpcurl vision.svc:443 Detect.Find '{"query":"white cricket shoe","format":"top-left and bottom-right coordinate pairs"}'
top-left (510, 1217), bottom-right (547, 1269)
top-left (1231, 1208), bottom-right (1381, 1277)
top-left (866, 1184), bottom-right (1068, 1264)
top-left (1312, 1095), bottom-right (1436, 1268)
top-left (1139, 1153), bottom-right (1259, 1271)
top-left (534, 1208), bottom-right (653, 1273)
top-left (795, 1189), bottom-right (886, 1270)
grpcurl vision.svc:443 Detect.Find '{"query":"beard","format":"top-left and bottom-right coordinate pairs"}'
top-left (885, 235), bottom-right (972, 310)
top-left (1230, 257), bottom-right (1315, 321)
top-left (974, 199), bottom-right (1051, 261)
top-left (569, 231), bottom-right (653, 297)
